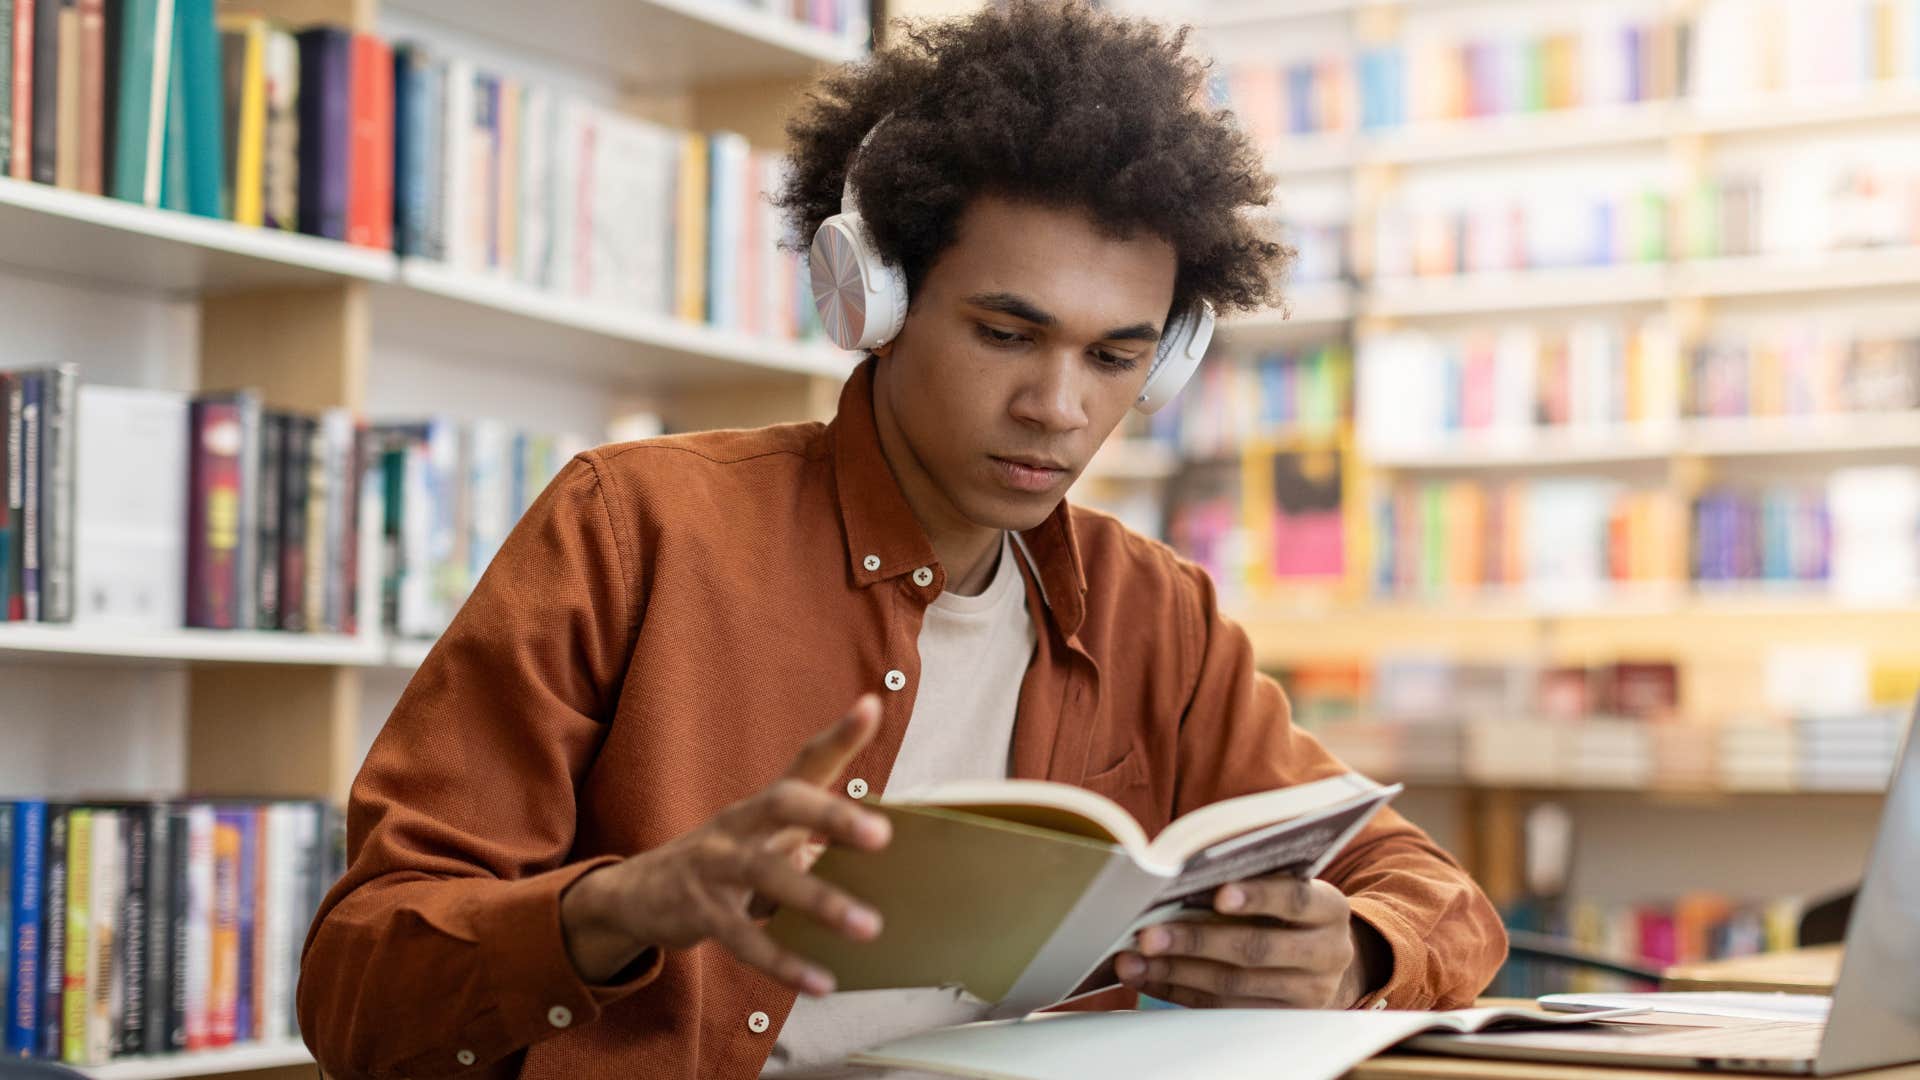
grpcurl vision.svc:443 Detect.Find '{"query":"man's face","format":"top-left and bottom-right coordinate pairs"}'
top-left (873, 195), bottom-right (1179, 534)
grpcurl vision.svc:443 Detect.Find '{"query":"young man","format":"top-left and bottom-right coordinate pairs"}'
top-left (297, 5), bottom-right (1506, 1079)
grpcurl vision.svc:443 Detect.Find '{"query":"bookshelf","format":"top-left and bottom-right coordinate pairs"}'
top-left (1, 0), bottom-right (863, 1076)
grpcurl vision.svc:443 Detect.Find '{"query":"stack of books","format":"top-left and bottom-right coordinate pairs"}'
top-left (0, 799), bottom-right (342, 1065)
top-left (1691, 485), bottom-right (1832, 588)
top-left (1796, 708), bottom-right (1914, 790)
top-left (1496, 892), bottom-right (1806, 998)
top-left (1358, 321), bottom-right (1682, 453)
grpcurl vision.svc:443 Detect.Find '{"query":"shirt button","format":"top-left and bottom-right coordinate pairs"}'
top-left (862, 554), bottom-right (881, 572)
top-left (547, 1004), bottom-right (573, 1028)
top-left (912, 567), bottom-right (934, 587)
top-left (455, 1050), bottom-right (476, 1067)
top-left (884, 669), bottom-right (906, 691)
top-left (847, 778), bottom-right (869, 799)
top-left (1370, 998), bottom-right (1390, 1011)
top-left (748, 1010), bottom-right (771, 1034)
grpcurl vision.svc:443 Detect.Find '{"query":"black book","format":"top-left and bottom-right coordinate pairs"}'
top-left (258, 413), bottom-right (285, 630)
top-left (163, 807), bottom-right (188, 1052)
top-left (143, 806), bottom-right (172, 1054)
top-left (99, 0), bottom-right (122, 201)
top-left (19, 372), bottom-right (40, 622)
top-left (5, 375), bottom-right (23, 621)
top-left (29, 0), bottom-right (58, 184)
top-left (116, 808), bottom-right (149, 1056)
top-left (39, 806), bottom-right (67, 1059)
top-left (279, 416), bottom-right (311, 632)
top-left (40, 364), bottom-right (76, 624)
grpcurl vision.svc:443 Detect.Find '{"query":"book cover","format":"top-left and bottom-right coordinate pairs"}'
top-left (37, 807), bottom-right (65, 1059)
top-left (115, 807), bottom-right (147, 1056)
top-left (320, 409), bottom-right (353, 632)
top-left (29, 0), bottom-right (55, 182)
top-left (471, 72), bottom-right (495, 269)
top-left (302, 410), bottom-right (325, 631)
top-left (234, 392), bottom-right (259, 632)
top-left (769, 775), bottom-right (1398, 1017)
top-left (391, 42), bottom-right (431, 256)
top-left (260, 25), bottom-right (294, 230)
top-left (344, 31), bottom-right (389, 249)
top-left (0, 372), bottom-right (11, 621)
top-left (213, 15), bottom-right (242, 218)
top-left (106, 0), bottom-right (168, 205)
top-left (95, 0), bottom-right (116, 186)
top-left (185, 395), bottom-right (244, 629)
top-left (674, 130), bottom-right (707, 323)
top-left (7, 800), bottom-right (44, 1056)
top-left (293, 26), bottom-right (347, 240)
top-left (493, 74), bottom-right (516, 273)
top-left (0, 808), bottom-right (9, 1058)
top-left (83, 809), bottom-right (117, 1065)
top-left (0, 0), bottom-right (13, 173)
top-left (229, 809), bottom-right (254, 1043)
top-left (438, 57), bottom-right (470, 268)
top-left (248, 807), bottom-right (267, 1042)
top-left (167, 0), bottom-right (217, 215)
top-left (277, 414), bottom-right (308, 632)
top-left (258, 806), bottom-right (290, 1043)
top-left (40, 363), bottom-right (75, 623)
top-left (19, 371), bottom-right (39, 622)
top-left (141, 807), bottom-right (171, 1054)
top-left (255, 411), bottom-right (282, 629)
top-left (206, 813), bottom-right (237, 1047)
top-left (181, 806), bottom-right (209, 1051)
top-left (73, 385), bottom-right (188, 628)
top-left (73, 0), bottom-right (99, 192)
top-left (153, 0), bottom-right (182, 211)
top-left (51, 0), bottom-right (74, 188)
top-left (59, 807), bottom-right (87, 1065)
top-left (8, 0), bottom-right (30, 179)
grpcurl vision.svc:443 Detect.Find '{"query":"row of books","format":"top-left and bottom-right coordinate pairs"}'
top-left (391, 44), bottom-right (823, 339)
top-left (1494, 893), bottom-right (1807, 998)
top-left (727, 0), bottom-right (866, 39)
top-left (1692, 487), bottom-right (1831, 586)
top-left (0, 800), bottom-right (342, 1064)
top-left (1690, 328), bottom-right (1920, 419)
top-left (1357, 322), bottom-right (1682, 451)
top-left (1145, 343), bottom-right (1351, 460)
top-left (1371, 480), bottom-right (1684, 601)
top-left (0, 374), bottom-right (599, 636)
top-left (1223, 0), bottom-right (1920, 141)
top-left (1370, 177), bottom-right (1764, 280)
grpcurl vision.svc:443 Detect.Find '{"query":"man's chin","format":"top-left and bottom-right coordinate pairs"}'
top-left (955, 487), bottom-right (1065, 535)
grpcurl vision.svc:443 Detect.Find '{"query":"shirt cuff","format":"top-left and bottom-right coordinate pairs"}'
top-left (475, 856), bottom-right (667, 1046)
top-left (1346, 894), bottom-right (1429, 1011)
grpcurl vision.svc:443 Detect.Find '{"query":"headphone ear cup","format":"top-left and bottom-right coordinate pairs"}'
top-left (1134, 301), bottom-right (1216, 414)
top-left (809, 212), bottom-right (908, 351)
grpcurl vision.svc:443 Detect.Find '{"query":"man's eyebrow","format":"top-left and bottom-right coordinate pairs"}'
top-left (965, 291), bottom-right (1164, 343)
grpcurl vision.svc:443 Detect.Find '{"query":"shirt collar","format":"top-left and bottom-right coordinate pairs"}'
top-left (827, 359), bottom-right (1088, 637)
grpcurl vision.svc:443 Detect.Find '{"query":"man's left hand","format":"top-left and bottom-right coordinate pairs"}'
top-left (1113, 875), bottom-right (1387, 1009)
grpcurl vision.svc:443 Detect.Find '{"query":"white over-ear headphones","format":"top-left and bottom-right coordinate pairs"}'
top-left (807, 118), bottom-right (1214, 415)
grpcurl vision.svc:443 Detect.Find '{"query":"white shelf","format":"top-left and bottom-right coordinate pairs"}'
top-left (0, 177), bottom-right (395, 295)
top-left (1365, 263), bottom-right (1670, 317)
top-left (82, 1041), bottom-right (314, 1080)
top-left (1368, 427), bottom-right (1681, 469)
top-left (1361, 100), bottom-right (1678, 166)
top-left (0, 624), bottom-right (386, 666)
top-left (384, 0), bottom-right (863, 89)
top-left (1263, 134), bottom-right (1355, 176)
top-left (1679, 85), bottom-right (1920, 139)
top-left (1226, 282), bottom-right (1353, 332)
top-left (384, 637), bottom-right (436, 670)
top-left (1679, 247), bottom-right (1920, 299)
top-left (381, 260), bottom-right (857, 387)
top-left (1370, 412), bottom-right (1920, 469)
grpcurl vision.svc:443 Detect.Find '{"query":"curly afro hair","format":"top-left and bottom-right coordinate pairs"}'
top-left (776, 1), bottom-right (1289, 325)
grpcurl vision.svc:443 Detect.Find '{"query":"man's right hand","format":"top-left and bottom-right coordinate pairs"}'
top-left (560, 695), bottom-right (890, 996)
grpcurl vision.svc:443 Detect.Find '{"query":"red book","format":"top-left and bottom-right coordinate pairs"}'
top-left (75, 0), bottom-right (103, 193)
top-left (9, 0), bottom-right (32, 178)
top-left (345, 32), bottom-right (392, 250)
top-left (187, 399), bottom-right (244, 630)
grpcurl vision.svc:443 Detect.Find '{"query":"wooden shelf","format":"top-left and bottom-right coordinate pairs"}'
top-left (1226, 282), bottom-right (1353, 332)
top-left (0, 625), bottom-right (385, 666)
top-left (383, 0), bottom-right (863, 89)
top-left (1368, 412), bottom-right (1920, 469)
top-left (81, 1041), bottom-right (313, 1080)
top-left (1679, 246), bottom-right (1920, 299)
top-left (0, 177), bottom-right (395, 295)
top-left (1364, 263), bottom-right (1670, 317)
top-left (1363, 100), bottom-right (1678, 166)
top-left (379, 260), bottom-right (857, 388)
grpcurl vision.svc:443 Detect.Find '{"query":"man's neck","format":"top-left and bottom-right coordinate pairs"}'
top-left (870, 363), bottom-right (1013, 598)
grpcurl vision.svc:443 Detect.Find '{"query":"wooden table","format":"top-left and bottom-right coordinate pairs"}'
top-left (1661, 944), bottom-right (1844, 994)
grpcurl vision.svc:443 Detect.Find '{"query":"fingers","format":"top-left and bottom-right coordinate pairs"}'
top-left (745, 848), bottom-right (883, 944)
top-left (1216, 876), bottom-right (1349, 926)
top-left (709, 915), bottom-right (839, 998)
top-left (1135, 918), bottom-right (1353, 974)
top-left (732, 778), bottom-right (891, 852)
top-left (1115, 951), bottom-right (1341, 1008)
top-left (785, 695), bottom-right (883, 787)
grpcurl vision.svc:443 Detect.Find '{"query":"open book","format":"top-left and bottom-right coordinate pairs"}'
top-left (848, 1005), bottom-right (1648, 1080)
top-left (765, 773), bottom-right (1399, 1017)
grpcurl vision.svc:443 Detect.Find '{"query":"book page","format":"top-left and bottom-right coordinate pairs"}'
top-left (888, 779), bottom-right (1149, 859)
top-left (1152, 784), bottom-right (1399, 906)
top-left (1145, 773), bottom-right (1388, 870)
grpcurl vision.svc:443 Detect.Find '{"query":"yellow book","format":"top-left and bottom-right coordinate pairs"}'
top-left (497, 78), bottom-right (520, 277)
top-left (62, 809), bottom-right (91, 1065)
top-left (769, 774), bottom-right (1396, 1017)
top-left (218, 15), bottom-right (270, 227)
top-left (675, 132), bottom-right (709, 323)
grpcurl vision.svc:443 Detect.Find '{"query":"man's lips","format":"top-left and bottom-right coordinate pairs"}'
top-left (991, 455), bottom-right (1072, 493)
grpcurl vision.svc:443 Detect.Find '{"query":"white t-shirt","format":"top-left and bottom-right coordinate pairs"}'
top-left (760, 533), bottom-right (1036, 1079)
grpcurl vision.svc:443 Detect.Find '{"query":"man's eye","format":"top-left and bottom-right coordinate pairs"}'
top-left (977, 324), bottom-right (1026, 346)
top-left (1095, 351), bottom-right (1140, 371)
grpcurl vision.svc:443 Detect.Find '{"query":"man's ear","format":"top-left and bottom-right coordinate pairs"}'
top-left (870, 340), bottom-right (896, 360)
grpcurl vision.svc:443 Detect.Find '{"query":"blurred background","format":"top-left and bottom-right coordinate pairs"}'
top-left (0, 0), bottom-right (1915, 1071)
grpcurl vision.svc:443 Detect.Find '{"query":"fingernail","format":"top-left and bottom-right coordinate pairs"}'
top-left (1115, 953), bottom-right (1144, 982)
top-left (1138, 927), bottom-right (1168, 955)
top-left (1218, 885), bottom-right (1245, 912)
top-left (845, 905), bottom-right (882, 938)
top-left (802, 967), bottom-right (835, 996)
top-left (861, 814), bottom-right (891, 847)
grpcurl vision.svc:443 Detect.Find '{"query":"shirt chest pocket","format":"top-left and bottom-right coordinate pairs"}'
top-left (1078, 744), bottom-right (1156, 829)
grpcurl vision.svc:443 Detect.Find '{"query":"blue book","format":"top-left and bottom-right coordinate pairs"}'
top-left (221, 809), bottom-right (257, 1044)
top-left (8, 802), bottom-right (45, 1056)
top-left (296, 28), bottom-right (353, 240)
top-left (393, 44), bottom-right (435, 258)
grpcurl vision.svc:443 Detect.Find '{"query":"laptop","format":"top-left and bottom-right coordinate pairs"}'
top-left (1406, 696), bottom-right (1920, 1075)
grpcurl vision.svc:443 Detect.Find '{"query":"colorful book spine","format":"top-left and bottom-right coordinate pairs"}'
top-left (205, 813), bottom-right (237, 1048)
top-left (18, 372), bottom-right (38, 623)
top-left (345, 31), bottom-right (390, 249)
top-left (36, 808), bottom-right (64, 1059)
top-left (58, 808), bottom-right (86, 1065)
top-left (7, 801), bottom-right (44, 1056)
top-left (8, 0), bottom-right (30, 179)
top-left (0, 372), bottom-right (12, 622)
top-left (294, 25), bottom-right (348, 240)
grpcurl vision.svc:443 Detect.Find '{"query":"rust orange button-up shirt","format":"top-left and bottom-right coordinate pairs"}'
top-left (298, 361), bottom-right (1506, 1080)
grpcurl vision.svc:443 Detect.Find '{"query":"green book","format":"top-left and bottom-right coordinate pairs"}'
top-left (174, 0), bottom-right (221, 216)
top-left (110, 0), bottom-right (170, 205)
